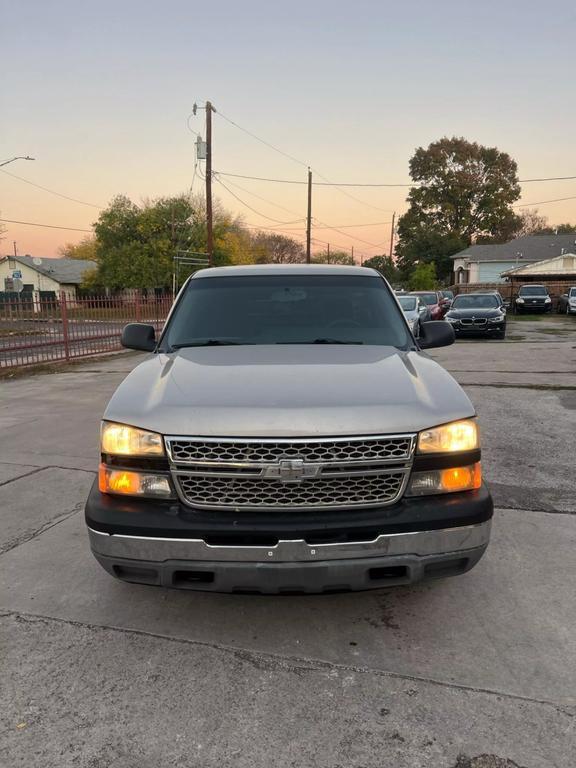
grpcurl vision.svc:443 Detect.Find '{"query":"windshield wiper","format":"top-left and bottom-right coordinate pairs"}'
top-left (170, 340), bottom-right (248, 349)
top-left (276, 338), bottom-right (364, 345)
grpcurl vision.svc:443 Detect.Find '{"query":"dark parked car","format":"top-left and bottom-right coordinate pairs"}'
top-left (515, 285), bottom-right (552, 314)
top-left (445, 293), bottom-right (507, 339)
top-left (557, 287), bottom-right (576, 315)
top-left (410, 291), bottom-right (446, 320)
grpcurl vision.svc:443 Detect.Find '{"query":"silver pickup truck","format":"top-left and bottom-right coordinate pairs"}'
top-left (86, 265), bottom-right (492, 593)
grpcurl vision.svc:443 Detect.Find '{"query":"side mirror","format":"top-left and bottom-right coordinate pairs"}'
top-left (562, 294), bottom-right (568, 298)
top-left (121, 323), bottom-right (156, 352)
top-left (419, 320), bottom-right (455, 350)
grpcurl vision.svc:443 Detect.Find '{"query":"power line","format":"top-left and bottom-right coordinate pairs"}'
top-left (312, 218), bottom-right (383, 250)
top-left (213, 168), bottom-right (576, 188)
top-left (213, 176), bottom-right (305, 225)
top-left (213, 172), bottom-right (304, 218)
top-left (212, 110), bottom-right (394, 212)
top-left (216, 110), bottom-right (309, 170)
top-left (0, 218), bottom-right (93, 232)
top-left (514, 194), bottom-right (576, 208)
top-left (0, 168), bottom-right (103, 208)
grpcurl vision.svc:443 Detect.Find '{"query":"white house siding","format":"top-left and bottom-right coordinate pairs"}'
top-left (0, 259), bottom-right (76, 300)
top-left (477, 261), bottom-right (522, 283)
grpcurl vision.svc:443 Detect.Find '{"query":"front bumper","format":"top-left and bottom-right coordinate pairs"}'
top-left (516, 302), bottom-right (551, 312)
top-left (451, 322), bottom-right (505, 336)
top-left (86, 482), bottom-right (493, 593)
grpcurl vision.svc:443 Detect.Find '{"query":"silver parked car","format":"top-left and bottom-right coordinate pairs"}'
top-left (86, 265), bottom-right (492, 594)
top-left (397, 294), bottom-right (431, 336)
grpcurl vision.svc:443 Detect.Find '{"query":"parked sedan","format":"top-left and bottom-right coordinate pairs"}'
top-left (445, 293), bottom-right (506, 339)
top-left (557, 286), bottom-right (576, 315)
top-left (410, 291), bottom-right (445, 320)
top-left (397, 294), bottom-right (431, 336)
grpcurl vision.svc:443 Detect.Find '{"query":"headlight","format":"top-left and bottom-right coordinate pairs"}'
top-left (445, 316), bottom-right (458, 323)
top-left (99, 465), bottom-right (174, 498)
top-left (545, 297), bottom-right (551, 303)
top-left (101, 421), bottom-right (164, 456)
top-left (407, 463), bottom-right (482, 496)
top-left (418, 419), bottom-right (479, 453)
top-left (488, 315), bottom-right (505, 323)
top-left (516, 298), bottom-right (525, 304)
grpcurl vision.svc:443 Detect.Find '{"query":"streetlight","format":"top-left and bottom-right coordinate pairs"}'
top-left (0, 156), bottom-right (35, 168)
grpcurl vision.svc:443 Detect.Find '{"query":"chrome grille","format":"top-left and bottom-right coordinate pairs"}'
top-left (460, 318), bottom-right (487, 326)
top-left (167, 436), bottom-right (414, 464)
top-left (177, 472), bottom-right (407, 509)
top-left (166, 434), bottom-right (415, 510)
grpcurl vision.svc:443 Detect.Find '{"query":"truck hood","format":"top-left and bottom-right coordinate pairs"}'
top-left (104, 346), bottom-right (475, 437)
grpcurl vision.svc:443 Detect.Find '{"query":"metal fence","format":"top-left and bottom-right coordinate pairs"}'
top-left (0, 292), bottom-right (173, 370)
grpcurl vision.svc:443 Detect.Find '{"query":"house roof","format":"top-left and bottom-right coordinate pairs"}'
top-left (451, 234), bottom-right (576, 263)
top-left (501, 253), bottom-right (576, 277)
top-left (6, 255), bottom-right (96, 285)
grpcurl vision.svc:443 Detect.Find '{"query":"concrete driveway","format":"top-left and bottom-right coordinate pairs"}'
top-left (1, 318), bottom-right (575, 768)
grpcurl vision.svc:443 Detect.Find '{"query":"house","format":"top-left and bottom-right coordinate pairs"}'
top-left (451, 234), bottom-right (576, 285)
top-left (501, 253), bottom-right (576, 300)
top-left (0, 255), bottom-right (96, 301)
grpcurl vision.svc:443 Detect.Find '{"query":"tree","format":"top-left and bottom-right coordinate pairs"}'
top-left (91, 193), bottom-right (249, 290)
top-left (409, 262), bottom-right (437, 291)
top-left (396, 137), bottom-right (521, 281)
top-left (362, 255), bottom-right (399, 282)
top-left (549, 223), bottom-right (576, 234)
top-left (515, 208), bottom-right (548, 236)
top-left (251, 233), bottom-right (305, 263)
top-left (58, 236), bottom-right (97, 261)
top-left (313, 250), bottom-right (354, 265)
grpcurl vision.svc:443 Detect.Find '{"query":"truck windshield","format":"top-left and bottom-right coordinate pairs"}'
top-left (163, 274), bottom-right (412, 349)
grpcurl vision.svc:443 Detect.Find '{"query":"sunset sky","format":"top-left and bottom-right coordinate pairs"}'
top-left (2, 0), bottom-right (576, 260)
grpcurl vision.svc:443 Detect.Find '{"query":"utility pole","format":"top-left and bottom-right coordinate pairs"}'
top-left (206, 101), bottom-right (214, 266)
top-left (13, 241), bottom-right (17, 258)
top-left (306, 168), bottom-right (312, 263)
top-left (351, 245), bottom-right (354, 263)
top-left (327, 243), bottom-right (330, 263)
top-left (389, 211), bottom-right (396, 260)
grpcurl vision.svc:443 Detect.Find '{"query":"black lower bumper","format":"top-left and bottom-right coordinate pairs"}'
top-left (85, 480), bottom-right (493, 544)
top-left (85, 482), bottom-right (493, 592)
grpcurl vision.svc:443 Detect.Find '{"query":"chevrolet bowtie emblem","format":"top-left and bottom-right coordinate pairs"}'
top-left (263, 459), bottom-right (321, 483)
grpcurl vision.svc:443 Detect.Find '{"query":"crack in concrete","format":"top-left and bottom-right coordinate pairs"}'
top-left (0, 503), bottom-right (84, 556)
top-left (0, 466), bottom-right (48, 488)
top-left (1, 609), bottom-right (574, 719)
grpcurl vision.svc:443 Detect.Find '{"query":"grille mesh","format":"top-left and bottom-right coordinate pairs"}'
top-left (168, 437), bottom-right (413, 464)
top-left (177, 472), bottom-right (406, 509)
